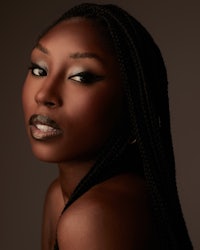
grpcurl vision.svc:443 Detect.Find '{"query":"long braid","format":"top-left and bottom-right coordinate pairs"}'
top-left (103, 9), bottom-right (177, 247)
top-left (99, 6), bottom-right (192, 248)
top-left (109, 7), bottom-right (192, 248)
top-left (48, 3), bottom-right (193, 249)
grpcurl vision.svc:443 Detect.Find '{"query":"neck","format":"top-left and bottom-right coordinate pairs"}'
top-left (58, 159), bottom-right (95, 203)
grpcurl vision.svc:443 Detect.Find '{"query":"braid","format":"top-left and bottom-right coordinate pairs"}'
top-left (99, 8), bottom-right (178, 247)
top-left (48, 3), bottom-right (192, 249)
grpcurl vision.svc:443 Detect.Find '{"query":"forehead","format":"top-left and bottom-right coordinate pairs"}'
top-left (38, 18), bottom-right (114, 55)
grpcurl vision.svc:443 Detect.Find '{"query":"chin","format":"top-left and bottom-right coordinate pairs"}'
top-left (31, 145), bottom-right (63, 163)
top-left (29, 140), bottom-right (98, 164)
top-left (28, 139), bottom-right (64, 162)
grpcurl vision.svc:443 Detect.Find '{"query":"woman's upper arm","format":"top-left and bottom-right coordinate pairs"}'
top-left (56, 194), bottom-right (151, 250)
top-left (42, 178), bottom-right (64, 250)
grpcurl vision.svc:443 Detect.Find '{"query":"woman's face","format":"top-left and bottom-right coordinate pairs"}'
top-left (22, 18), bottom-right (123, 163)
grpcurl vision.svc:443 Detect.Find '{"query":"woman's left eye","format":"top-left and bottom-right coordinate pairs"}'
top-left (69, 72), bottom-right (104, 84)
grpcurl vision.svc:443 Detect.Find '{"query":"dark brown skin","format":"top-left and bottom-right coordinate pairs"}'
top-left (22, 18), bottom-right (153, 250)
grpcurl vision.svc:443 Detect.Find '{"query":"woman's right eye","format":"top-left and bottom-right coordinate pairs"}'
top-left (28, 63), bottom-right (47, 77)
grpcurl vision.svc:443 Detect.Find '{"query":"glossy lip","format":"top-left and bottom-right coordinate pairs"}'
top-left (29, 114), bottom-right (63, 141)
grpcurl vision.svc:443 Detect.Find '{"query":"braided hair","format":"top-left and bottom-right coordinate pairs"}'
top-left (42, 3), bottom-right (192, 249)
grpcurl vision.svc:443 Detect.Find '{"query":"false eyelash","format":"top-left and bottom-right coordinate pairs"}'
top-left (69, 71), bottom-right (105, 84)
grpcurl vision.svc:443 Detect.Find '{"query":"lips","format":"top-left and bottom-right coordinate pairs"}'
top-left (29, 114), bottom-right (63, 141)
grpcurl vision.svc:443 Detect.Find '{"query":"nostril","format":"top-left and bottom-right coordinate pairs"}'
top-left (44, 101), bottom-right (56, 108)
top-left (35, 88), bottom-right (62, 108)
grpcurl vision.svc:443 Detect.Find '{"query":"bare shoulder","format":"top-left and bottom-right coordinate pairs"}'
top-left (43, 178), bottom-right (65, 220)
top-left (57, 173), bottom-right (153, 250)
top-left (42, 178), bottom-right (65, 250)
top-left (44, 178), bottom-right (64, 205)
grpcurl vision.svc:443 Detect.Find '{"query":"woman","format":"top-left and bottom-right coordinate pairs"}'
top-left (22, 3), bottom-right (193, 250)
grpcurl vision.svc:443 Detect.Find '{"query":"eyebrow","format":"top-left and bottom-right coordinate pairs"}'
top-left (69, 52), bottom-right (104, 64)
top-left (33, 43), bottom-right (104, 64)
top-left (34, 43), bottom-right (49, 54)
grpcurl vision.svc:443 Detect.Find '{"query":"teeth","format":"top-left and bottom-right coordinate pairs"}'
top-left (36, 124), bottom-right (55, 132)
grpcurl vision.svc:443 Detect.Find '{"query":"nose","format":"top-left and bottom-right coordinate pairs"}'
top-left (35, 81), bottom-right (62, 108)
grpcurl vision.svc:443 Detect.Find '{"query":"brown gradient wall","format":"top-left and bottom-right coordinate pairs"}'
top-left (1, 0), bottom-right (199, 249)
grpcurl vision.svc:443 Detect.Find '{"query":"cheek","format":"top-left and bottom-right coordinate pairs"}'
top-left (66, 84), bottom-right (122, 136)
top-left (22, 77), bottom-right (36, 123)
top-left (22, 80), bottom-right (30, 116)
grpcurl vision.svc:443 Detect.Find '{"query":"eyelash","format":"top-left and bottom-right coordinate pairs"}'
top-left (28, 63), bottom-right (47, 77)
top-left (28, 63), bottom-right (104, 84)
top-left (69, 71), bottom-right (104, 84)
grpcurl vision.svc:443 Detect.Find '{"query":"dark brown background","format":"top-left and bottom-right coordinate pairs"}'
top-left (0, 0), bottom-right (199, 249)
